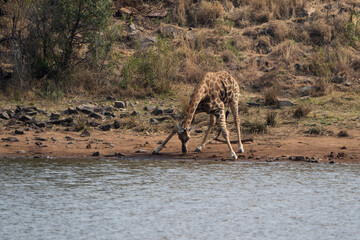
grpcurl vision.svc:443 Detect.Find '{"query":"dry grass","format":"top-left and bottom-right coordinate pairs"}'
top-left (191, 1), bottom-right (225, 27)
top-left (266, 111), bottom-right (277, 126)
top-left (293, 104), bottom-right (312, 118)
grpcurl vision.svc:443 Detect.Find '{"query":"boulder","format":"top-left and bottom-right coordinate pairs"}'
top-left (114, 101), bottom-right (126, 109)
top-left (50, 113), bottom-right (61, 120)
top-left (0, 112), bottom-right (10, 120)
top-left (100, 124), bottom-right (112, 131)
top-left (277, 98), bottom-right (294, 108)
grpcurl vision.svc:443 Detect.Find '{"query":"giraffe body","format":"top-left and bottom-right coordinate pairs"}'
top-left (153, 71), bottom-right (244, 159)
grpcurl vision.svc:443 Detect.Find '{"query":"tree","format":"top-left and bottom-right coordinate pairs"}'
top-left (27, 0), bottom-right (113, 76)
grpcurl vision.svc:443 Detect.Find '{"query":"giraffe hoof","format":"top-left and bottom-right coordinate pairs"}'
top-left (239, 145), bottom-right (244, 153)
top-left (195, 147), bottom-right (202, 152)
top-left (231, 152), bottom-right (238, 160)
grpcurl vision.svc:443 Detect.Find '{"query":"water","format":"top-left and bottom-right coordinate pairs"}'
top-left (0, 158), bottom-right (359, 240)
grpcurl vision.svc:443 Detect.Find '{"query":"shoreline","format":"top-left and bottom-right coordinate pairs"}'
top-left (1, 129), bottom-right (359, 164)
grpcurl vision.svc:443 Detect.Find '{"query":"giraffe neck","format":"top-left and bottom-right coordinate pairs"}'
top-left (184, 85), bottom-right (204, 129)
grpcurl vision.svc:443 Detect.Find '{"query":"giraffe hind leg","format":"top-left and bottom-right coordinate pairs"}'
top-left (230, 99), bottom-right (244, 153)
top-left (218, 108), bottom-right (237, 160)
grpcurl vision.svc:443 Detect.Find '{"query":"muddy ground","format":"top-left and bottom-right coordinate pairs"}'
top-left (1, 128), bottom-right (359, 164)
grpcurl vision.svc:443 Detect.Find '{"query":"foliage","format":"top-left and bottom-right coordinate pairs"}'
top-left (344, 9), bottom-right (360, 48)
top-left (121, 37), bottom-right (178, 95)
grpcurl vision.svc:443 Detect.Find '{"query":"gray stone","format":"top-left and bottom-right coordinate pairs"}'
top-left (293, 156), bottom-right (305, 161)
top-left (14, 129), bottom-right (24, 135)
top-left (130, 110), bottom-right (138, 116)
top-left (35, 121), bottom-right (46, 128)
top-left (301, 86), bottom-right (312, 96)
top-left (76, 105), bottom-right (96, 114)
top-left (277, 98), bottom-right (294, 108)
top-left (113, 120), bottom-right (120, 129)
top-left (50, 113), bottom-right (61, 120)
top-left (2, 137), bottom-right (19, 142)
top-left (114, 101), bottom-right (126, 108)
top-left (80, 129), bottom-right (90, 137)
top-left (19, 115), bottom-right (32, 122)
top-left (156, 116), bottom-right (171, 122)
top-left (144, 105), bottom-right (156, 112)
top-left (0, 112), bottom-right (10, 120)
top-left (34, 137), bottom-right (47, 141)
top-left (17, 150), bottom-right (26, 154)
top-left (136, 149), bottom-right (147, 153)
top-left (90, 112), bottom-right (104, 120)
top-left (92, 151), bottom-right (100, 156)
top-left (100, 124), bottom-right (111, 131)
top-left (64, 107), bottom-right (78, 115)
top-left (151, 107), bottom-right (164, 116)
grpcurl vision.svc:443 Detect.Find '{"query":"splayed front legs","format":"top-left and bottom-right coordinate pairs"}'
top-left (152, 124), bottom-right (180, 154)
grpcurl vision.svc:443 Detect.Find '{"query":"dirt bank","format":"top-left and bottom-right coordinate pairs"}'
top-left (1, 128), bottom-right (359, 164)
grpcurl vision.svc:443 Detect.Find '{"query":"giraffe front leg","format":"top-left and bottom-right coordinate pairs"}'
top-left (230, 101), bottom-right (244, 153)
top-left (218, 109), bottom-right (237, 160)
top-left (153, 124), bottom-right (180, 154)
top-left (195, 114), bottom-right (216, 152)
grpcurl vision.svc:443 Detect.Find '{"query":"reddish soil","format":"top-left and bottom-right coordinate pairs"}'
top-left (1, 129), bottom-right (359, 164)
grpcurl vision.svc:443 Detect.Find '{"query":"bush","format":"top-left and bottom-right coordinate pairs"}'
top-left (121, 37), bottom-right (178, 95)
top-left (266, 111), bottom-right (277, 126)
top-left (293, 104), bottom-right (311, 118)
top-left (192, 1), bottom-right (225, 27)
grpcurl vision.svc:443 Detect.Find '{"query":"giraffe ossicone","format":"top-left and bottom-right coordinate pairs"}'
top-left (152, 71), bottom-right (244, 159)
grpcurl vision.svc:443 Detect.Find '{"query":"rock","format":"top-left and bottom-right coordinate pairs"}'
top-left (341, 146), bottom-right (347, 149)
top-left (150, 118), bottom-right (159, 124)
top-left (104, 106), bottom-right (114, 112)
top-left (130, 110), bottom-right (138, 116)
top-left (114, 101), bottom-right (126, 108)
top-left (51, 137), bottom-right (57, 141)
top-left (164, 108), bottom-right (175, 114)
top-left (329, 159), bottom-right (335, 164)
top-left (2, 137), bottom-right (19, 142)
top-left (35, 121), bottom-right (46, 128)
top-left (337, 152), bottom-right (346, 158)
top-left (136, 149), bottom-right (147, 153)
top-left (14, 129), bottom-right (24, 135)
top-left (100, 124), bottom-right (111, 131)
top-left (337, 131), bottom-right (349, 137)
top-left (144, 105), bottom-right (156, 112)
top-left (89, 112), bottom-right (104, 120)
top-left (76, 105), bottom-right (96, 114)
top-left (293, 156), bottom-right (306, 161)
top-left (47, 118), bottom-right (73, 125)
top-left (0, 111), bottom-right (10, 120)
top-left (65, 136), bottom-right (75, 141)
top-left (113, 120), bottom-right (120, 129)
top-left (27, 111), bottom-right (37, 116)
top-left (17, 150), bottom-right (26, 154)
top-left (34, 137), bottom-right (47, 141)
top-left (64, 107), bottom-right (78, 115)
top-left (92, 151), bottom-right (100, 157)
top-left (277, 98), bottom-right (294, 108)
top-left (19, 115), bottom-right (32, 122)
top-left (157, 116), bottom-right (171, 122)
top-left (80, 129), bottom-right (90, 137)
top-left (301, 86), bottom-right (312, 96)
top-left (86, 144), bottom-right (91, 149)
top-left (50, 113), bottom-right (61, 120)
top-left (106, 96), bottom-right (116, 101)
top-left (151, 107), bottom-right (164, 116)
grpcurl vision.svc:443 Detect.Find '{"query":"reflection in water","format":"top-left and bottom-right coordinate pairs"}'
top-left (1, 159), bottom-right (359, 240)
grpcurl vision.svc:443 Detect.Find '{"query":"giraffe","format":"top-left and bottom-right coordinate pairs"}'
top-left (153, 70), bottom-right (244, 159)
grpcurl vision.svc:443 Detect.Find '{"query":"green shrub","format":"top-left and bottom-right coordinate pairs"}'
top-left (121, 37), bottom-right (178, 95)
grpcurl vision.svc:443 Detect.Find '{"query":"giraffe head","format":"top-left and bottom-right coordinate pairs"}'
top-left (177, 127), bottom-right (193, 154)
